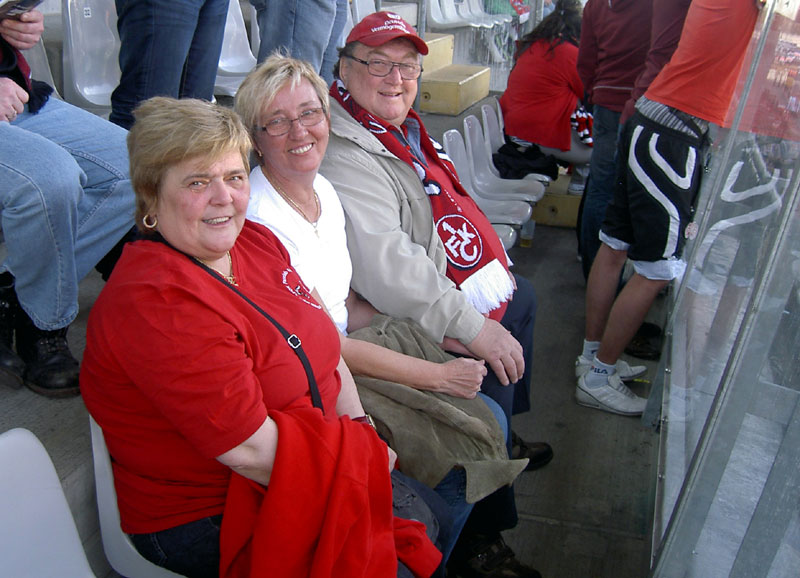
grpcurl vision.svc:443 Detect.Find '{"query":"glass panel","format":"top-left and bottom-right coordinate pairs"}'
top-left (652, 1), bottom-right (800, 576)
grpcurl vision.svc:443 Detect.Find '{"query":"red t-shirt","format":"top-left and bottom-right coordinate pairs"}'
top-left (500, 40), bottom-right (583, 150)
top-left (645, 0), bottom-right (759, 126)
top-left (81, 221), bottom-right (342, 534)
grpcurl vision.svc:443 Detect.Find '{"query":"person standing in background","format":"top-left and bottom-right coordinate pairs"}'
top-left (576, 0), bottom-right (652, 278)
top-left (249, 0), bottom-right (348, 84)
top-left (110, 0), bottom-right (228, 129)
top-left (576, 0), bottom-right (762, 416)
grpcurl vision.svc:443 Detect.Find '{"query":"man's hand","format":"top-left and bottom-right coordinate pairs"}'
top-left (0, 77), bottom-right (28, 122)
top-left (466, 318), bottom-right (524, 386)
top-left (0, 8), bottom-right (44, 50)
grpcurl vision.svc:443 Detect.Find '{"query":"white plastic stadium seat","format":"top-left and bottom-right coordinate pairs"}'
top-left (440, 0), bottom-right (481, 28)
top-left (463, 115), bottom-right (545, 203)
top-left (492, 224), bottom-right (518, 251)
top-left (442, 129), bottom-right (531, 226)
top-left (0, 428), bottom-right (97, 578)
top-left (61, 0), bottom-right (120, 116)
top-left (450, 0), bottom-right (492, 28)
top-left (249, 4), bottom-right (260, 56)
top-left (427, 0), bottom-right (473, 29)
top-left (214, 0), bottom-right (258, 96)
top-left (458, 0), bottom-right (509, 26)
top-left (90, 417), bottom-right (186, 578)
top-left (351, 0), bottom-right (376, 23)
top-left (21, 38), bottom-right (61, 98)
top-left (481, 102), bottom-right (552, 185)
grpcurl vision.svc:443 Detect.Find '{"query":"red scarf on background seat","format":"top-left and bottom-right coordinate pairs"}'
top-left (331, 81), bottom-right (512, 319)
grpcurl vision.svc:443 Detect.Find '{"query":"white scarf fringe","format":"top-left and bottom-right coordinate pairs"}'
top-left (459, 259), bottom-right (514, 315)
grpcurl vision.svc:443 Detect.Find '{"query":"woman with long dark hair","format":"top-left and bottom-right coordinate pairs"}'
top-left (500, 0), bottom-right (591, 194)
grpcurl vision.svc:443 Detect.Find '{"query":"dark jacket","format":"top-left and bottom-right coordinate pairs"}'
top-left (577, 0), bottom-right (652, 112)
top-left (0, 35), bottom-right (52, 113)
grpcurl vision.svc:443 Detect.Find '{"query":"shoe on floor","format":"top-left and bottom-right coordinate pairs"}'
top-left (449, 533), bottom-right (542, 578)
top-left (511, 431), bottom-right (553, 471)
top-left (575, 373), bottom-right (647, 416)
top-left (0, 280), bottom-right (25, 388)
top-left (16, 317), bottom-right (80, 398)
top-left (624, 322), bottom-right (663, 360)
top-left (574, 355), bottom-right (646, 381)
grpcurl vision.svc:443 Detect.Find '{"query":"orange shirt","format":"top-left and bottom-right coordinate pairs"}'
top-left (645, 0), bottom-right (759, 126)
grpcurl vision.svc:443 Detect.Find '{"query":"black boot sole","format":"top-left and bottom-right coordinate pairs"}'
top-left (0, 366), bottom-right (24, 390)
top-left (24, 379), bottom-right (81, 399)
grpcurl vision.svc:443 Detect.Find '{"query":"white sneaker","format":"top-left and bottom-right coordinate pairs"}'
top-left (575, 373), bottom-right (647, 416)
top-left (574, 355), bottom-right (647, 381)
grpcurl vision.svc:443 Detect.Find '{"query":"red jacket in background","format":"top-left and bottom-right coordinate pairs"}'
top-left (500, 40), bottom-right (583, 151)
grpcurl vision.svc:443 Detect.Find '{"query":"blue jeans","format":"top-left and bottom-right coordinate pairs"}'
top-left (131, 514), bottom-right (222, 578)
top-left (0, 98), bottom-right (135, 330)
top-left (110, 0), bottom-right (228, 129)
top-left (580, 105), bottom-right (623, 278)
top-left (249, 0), bottom-right (348, 84)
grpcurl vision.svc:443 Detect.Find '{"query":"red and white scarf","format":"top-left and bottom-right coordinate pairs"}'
top-left (331, 81), bottom-right (513, 318)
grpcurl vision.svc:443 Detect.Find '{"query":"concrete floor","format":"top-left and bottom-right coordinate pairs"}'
top-left (0, 99), bottom-right (661, 578)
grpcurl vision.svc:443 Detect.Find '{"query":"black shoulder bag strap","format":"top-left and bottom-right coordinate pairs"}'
top-left (152, 236), bottom-right (325, 412)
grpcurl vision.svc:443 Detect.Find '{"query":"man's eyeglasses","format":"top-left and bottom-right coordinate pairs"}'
top-left (257, 107), bottom-right (326, 136)
top-left (346, 56), bottom-right (423, 80)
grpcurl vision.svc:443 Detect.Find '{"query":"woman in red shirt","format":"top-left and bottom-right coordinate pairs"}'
top-left (499, 0), bottom-right (591, 193)
top-left (80, 97), bottom-right (439, 577)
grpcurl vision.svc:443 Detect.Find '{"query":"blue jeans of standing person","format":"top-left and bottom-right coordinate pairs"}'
top-left (249, 0), bottom-right (348, 84)
top-left (580, 105), bottom-right (623, 279)
top-left (0, 97), bottom-right (135, 330)
top-left (110, 0), bottom-right (228, 129)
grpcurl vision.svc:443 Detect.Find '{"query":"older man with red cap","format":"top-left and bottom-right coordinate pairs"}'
top-left (321, 11), bottom-right (546, 578)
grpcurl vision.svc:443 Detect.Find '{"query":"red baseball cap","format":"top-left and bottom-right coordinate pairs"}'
top-left (346, 11), bottom-right (429, 55)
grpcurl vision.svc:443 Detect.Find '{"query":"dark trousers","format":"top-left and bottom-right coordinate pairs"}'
top-left (463, 274), bottom-right (538, 535)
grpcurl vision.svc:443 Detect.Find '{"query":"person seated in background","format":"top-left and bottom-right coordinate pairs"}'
top-left (80, 97), bottom-right (441, 578)
top-left (235, 53), bottom-right (530, 573)
top-left (499, 0), bottom-right (591, 194)
top-left (0, 8), bottom-right (135, 398)
top-left (320, 11), bottom-right (547, 577)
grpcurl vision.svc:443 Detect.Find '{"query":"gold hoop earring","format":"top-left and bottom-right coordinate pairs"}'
top-left (142, 214), bottom-right (158, 229)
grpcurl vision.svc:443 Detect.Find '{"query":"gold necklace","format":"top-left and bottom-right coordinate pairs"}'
top-left (196, 251), bottom-right (237, 285)
top-left (268, 174), bottom-right (321, 237)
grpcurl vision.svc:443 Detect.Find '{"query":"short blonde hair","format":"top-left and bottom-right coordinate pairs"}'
top-left (127, 97), bottom-right (251, 233)
top-left (234, 51), bottom-right (330, 139)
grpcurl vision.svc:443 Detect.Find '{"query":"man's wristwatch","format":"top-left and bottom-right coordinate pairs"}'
top-left (353, 414), bottom-right (377, 429)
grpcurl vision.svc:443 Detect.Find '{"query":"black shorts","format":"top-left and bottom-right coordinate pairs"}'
top-left (602, 111), bottom-right (707, 264)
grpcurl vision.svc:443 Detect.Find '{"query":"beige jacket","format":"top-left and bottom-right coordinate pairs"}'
top-left (320, 100), bottom-right (485, 344)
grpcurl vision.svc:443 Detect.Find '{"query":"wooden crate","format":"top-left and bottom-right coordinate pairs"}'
top-left (422, 33), bottom-right (454, 73)
top-left (419, 65), bottom-right (490, 115)
top-left (531, 192), bottom-right (582, 228)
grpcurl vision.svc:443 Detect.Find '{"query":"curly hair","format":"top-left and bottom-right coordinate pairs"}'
top-left (514, 0), bottom-right (583, 62)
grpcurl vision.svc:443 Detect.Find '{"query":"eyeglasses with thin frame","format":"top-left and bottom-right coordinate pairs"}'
top-left (345, 55), bottom-right (423, 80)
top-left (257, 107), bottom-right (326, 136)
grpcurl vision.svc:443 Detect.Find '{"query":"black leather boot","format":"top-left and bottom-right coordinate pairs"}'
top-left (0, 276), bottom-right (26, 388)
top-left (15, 312), bottom-right (80, 398)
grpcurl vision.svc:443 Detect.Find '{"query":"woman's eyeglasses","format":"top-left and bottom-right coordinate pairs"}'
top-left (346, 56), bottom-right (423, 80)
top-left (258, 107), bottom-right (326, 136)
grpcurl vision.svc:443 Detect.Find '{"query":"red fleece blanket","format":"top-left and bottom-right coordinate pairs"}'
top-left (219, 408), bottom-right (441, 577)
